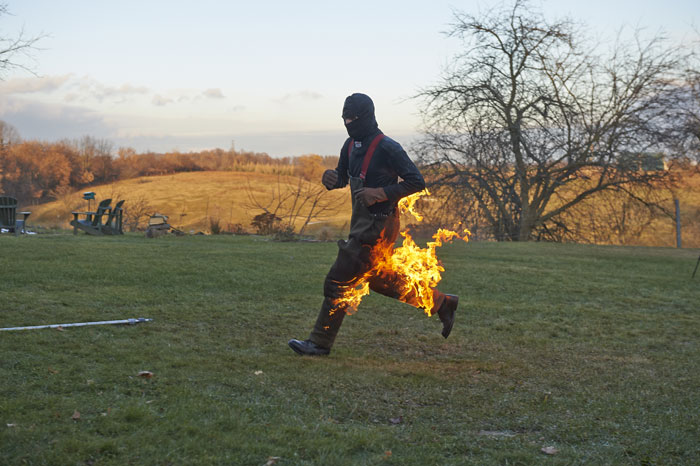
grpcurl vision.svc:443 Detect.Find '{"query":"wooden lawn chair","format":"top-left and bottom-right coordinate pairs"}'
top-left (101, 199), bottom-right (125, 235)
top-left (70, 198), bottom-right (112, 235)
top-left (0, 196), bottom-right (31, 236)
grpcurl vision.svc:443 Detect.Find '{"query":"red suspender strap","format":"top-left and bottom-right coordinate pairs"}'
top-left (360, 134), bottom-right (385, 180)
top-left (346, 134), bottom-right (385, 180)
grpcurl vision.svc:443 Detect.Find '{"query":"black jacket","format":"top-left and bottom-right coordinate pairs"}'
top-left (332, 129), bottom-right (426, 214)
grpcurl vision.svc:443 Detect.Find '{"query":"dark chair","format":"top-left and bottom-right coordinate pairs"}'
top-left (102, 199), bottom-right (125, 235)
top-left (70, 198), bottom-right (113, 235)
top-left (0, 196), bottom-right (31, 236)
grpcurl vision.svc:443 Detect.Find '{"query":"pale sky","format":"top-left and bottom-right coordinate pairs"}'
top-left (0, 0), bottom-right (697, 157)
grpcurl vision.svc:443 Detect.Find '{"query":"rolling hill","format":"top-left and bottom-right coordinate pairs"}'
top-left (28, 171), bottom-right (352, 235)
top-left (23, 169), bottom-right (700, 247)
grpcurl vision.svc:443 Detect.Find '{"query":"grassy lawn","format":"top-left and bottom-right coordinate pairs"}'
top-left (0, 233), bottom-right (698, 465)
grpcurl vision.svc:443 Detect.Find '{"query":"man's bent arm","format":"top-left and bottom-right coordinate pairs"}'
top-left (383, 143), bottom-right (426, 204)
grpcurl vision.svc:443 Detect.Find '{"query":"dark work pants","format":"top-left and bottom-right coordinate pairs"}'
top-left (308, 211), bottom-right (446, 348)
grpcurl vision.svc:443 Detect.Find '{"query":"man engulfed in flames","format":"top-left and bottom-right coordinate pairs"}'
top-left (289, 93), bottom-right (468, 357)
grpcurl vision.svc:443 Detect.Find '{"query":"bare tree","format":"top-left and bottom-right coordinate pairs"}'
top-left (0, 3), bottom-right (44, 79)
top-left (121, 196), bottom-right (152, 232)
top-left (0, 120), bottom-right (20, 194)
top-left (1, 3), bottom-right (43, 195)
top-left (667, 67), bottom-right (700, 166)
top-left (415, 0), bottom-right (694, 241)
top-left (0, 120), bottom-right (20, 146)
top-left (245, 176), bottom-right (344, 236)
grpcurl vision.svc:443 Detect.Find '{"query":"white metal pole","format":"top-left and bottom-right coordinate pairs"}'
top-left (0, 318), bottom-right (152, 332)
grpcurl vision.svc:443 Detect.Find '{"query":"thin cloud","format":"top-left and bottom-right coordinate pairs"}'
top-left (102, 83), bottom-right (149, 97)
top-left (152, 95), bottom-right (174, 106)
top-left (202, 88), bottom-right (225, 99)
top-left (274, 90), bottom-right (324, 104)
top-left (0, 74), bottom-right (72, 94)
top-left (65, 76), bottom-right (150, 103)
top-left (0, 96), bottom-right (114, 141)
top-left (90, 81), bottom-right (149, 102)
top-left (298, 90), bottom-right (323, 100)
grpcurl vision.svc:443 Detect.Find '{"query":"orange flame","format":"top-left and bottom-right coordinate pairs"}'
top-left (398, 189), bottom-right (427, 222)
top-left (333, 190), bottom-right (470, 315)
top-left (333, 281), bottom-right (371, 315)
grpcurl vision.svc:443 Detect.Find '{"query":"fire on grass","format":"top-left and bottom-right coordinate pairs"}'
top-left (334, 189), bottom-right (470, 315)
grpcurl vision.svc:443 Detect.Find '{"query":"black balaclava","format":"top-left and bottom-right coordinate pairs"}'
top-left (342, 93), bottom-right (379, 140)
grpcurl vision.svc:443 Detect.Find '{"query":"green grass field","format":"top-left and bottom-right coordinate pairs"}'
top-left (1, 233), bottom-right (698, 465)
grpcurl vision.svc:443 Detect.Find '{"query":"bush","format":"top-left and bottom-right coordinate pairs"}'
top-left (209, 216), bottom-right (222, 235)
top-left (251, 212), bottom-right (281, 235)
top-left (272, 225), bottom-right (296, 242)
top-left (226, 223), bottom-right (248, 235)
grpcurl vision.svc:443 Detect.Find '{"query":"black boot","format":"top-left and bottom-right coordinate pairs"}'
top-left (288, 339), bottom-right (331, 356)
top-left (308, 297), bottom-right (346, 349)
top-left (437, 294), bottom-right (459, 339)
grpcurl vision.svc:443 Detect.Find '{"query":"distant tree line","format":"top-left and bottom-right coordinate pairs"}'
top-left (0, 122), bottom-right (338, 205)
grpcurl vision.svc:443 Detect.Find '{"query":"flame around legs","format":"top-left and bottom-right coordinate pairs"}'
top-left (332, 190), bottom-right (470, 316)
top-left (332, 280), bottom-right (370, 315)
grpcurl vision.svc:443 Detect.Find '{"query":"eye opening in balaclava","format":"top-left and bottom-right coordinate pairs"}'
top-left (342, 93), bottom-right (379, 140)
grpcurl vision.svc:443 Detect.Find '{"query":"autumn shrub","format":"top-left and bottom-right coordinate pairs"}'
top-left (251, 212), bottom-right (281, 235)
top-left (272, 224), bottom-right (296, 242)
top-left (226, 223), bottom-right (248, 235)
top-left (209, 216), bottom-right (222, 235)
